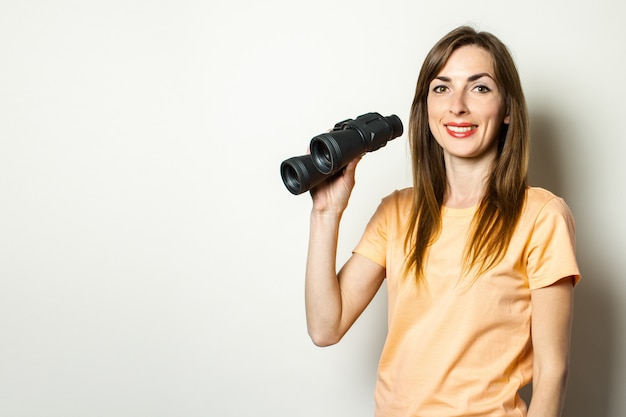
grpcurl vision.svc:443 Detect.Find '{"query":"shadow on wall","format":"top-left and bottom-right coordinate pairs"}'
top-left (529, 111), bottom-right (614, 417)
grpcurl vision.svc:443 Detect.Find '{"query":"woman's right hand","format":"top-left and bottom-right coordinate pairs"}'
top-left (309, 156), bottom-right (361, 214)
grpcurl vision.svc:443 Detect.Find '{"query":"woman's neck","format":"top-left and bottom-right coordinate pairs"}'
top-left (443, 155), bottom-right (494, 209)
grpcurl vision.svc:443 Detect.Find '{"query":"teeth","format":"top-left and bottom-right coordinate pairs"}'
top-left (447, 125), bottom-right (476, 133)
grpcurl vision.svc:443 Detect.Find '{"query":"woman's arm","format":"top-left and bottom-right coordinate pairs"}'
top-left (527, 277), bottom-right (575, 417)
top-left (304, 158), bottom-right (385, 347)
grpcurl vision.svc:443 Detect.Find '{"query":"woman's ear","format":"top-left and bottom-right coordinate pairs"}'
top-left (504, 114), bottom-right (511, 124)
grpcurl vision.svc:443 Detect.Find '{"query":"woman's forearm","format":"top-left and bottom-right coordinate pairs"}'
top-left (527, 366), bottom-right (569, 417)
top-left (305, 209), bottom-right (344, 346)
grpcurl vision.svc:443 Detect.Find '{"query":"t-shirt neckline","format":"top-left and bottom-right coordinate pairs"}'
top-left (441, 205), bottom-right (477, 217)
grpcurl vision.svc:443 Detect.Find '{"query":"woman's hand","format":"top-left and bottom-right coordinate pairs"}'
top-left (309, 156), bottom-right (362, 214)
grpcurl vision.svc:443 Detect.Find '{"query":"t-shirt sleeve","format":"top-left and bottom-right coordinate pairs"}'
top-left (353, 195), bottom-right (390, 268)
top-left (526, 197), bottom-right (581, 289)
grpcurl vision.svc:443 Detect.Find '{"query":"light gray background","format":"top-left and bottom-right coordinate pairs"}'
top-left (1, 1), bottom-right (624, 416)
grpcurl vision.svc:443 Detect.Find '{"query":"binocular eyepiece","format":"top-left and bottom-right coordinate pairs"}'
top-left (280, 112), bottom-right (403, 195)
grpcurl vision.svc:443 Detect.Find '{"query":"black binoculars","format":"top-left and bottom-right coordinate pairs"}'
top-left (280, 112), bottom-right (403, 195)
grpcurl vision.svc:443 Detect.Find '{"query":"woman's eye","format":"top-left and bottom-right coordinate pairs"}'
top-left (473, 85), bottom-right (492, 93)
top-left (432, 85), bottom-right (448, 93)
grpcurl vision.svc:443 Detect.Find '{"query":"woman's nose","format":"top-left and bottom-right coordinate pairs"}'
top-left (449, 92), bottom-right (469, 115)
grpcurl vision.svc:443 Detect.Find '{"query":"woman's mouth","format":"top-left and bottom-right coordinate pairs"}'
top-left (445, 123), bottom-right (477, 138)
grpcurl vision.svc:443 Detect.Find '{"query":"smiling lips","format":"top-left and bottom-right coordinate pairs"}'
top-left (445, 122), bottom-right (477, 138)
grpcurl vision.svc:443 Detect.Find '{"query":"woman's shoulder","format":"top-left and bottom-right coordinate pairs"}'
top-left (380, 187), bottom-right (414, 207)
top-left (526, 186), bottom-right (559, 201)
top-left (368, 188), bottom-right (414, 221)
top-left (526, 186), bottom-right (565, 204)
top-left (524, 186), bottom-right (573, 219)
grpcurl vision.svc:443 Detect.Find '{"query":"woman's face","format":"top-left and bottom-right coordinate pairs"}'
top-left (427, 45), bottom-right (509, 164)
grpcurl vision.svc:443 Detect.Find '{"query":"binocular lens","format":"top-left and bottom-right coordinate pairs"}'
top-left (310, 140), bottom-right (333, 174)
top-left (280, 155), bottom-right (328, 195)
top-left (281, 164), bottom-right (301, 195)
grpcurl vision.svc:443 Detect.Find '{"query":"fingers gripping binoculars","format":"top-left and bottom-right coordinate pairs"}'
top-left (280, 112), bottom-right (403, 195)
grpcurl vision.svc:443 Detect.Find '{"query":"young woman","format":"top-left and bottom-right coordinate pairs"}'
top-left (304, 26), bottom-right (580, 417)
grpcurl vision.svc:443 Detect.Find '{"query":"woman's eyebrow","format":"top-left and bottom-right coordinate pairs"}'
top-left (467, 72), bottom-right (495, 82)
top-left (433, 73), bottom-right (495, 83)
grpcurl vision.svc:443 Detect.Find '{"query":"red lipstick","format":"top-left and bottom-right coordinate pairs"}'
top-left (445, 122), bottom-right (477, 138)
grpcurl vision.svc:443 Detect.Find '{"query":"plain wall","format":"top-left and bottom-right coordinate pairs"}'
top-left (1, 1), bottom-right (624, 416)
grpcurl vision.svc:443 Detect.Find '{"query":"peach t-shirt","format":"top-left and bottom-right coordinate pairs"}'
top-left (354, 187), bottom-right (580, 417)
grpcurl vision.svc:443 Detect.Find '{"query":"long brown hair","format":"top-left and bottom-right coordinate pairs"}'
top-left (404, 26), bottom-right (529, 283)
